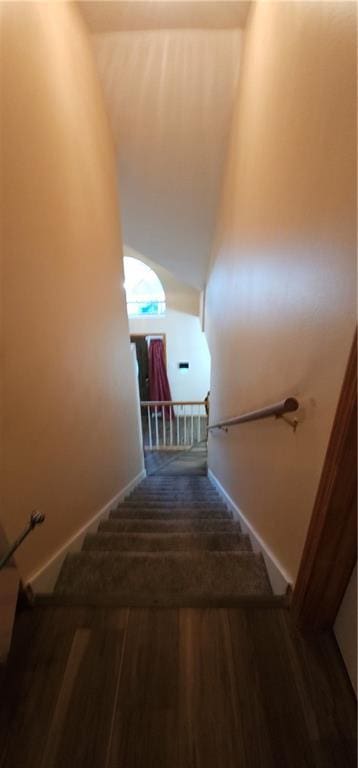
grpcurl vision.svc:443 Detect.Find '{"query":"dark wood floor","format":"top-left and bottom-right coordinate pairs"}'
top-left (0, 605), bottom-right (356, 768)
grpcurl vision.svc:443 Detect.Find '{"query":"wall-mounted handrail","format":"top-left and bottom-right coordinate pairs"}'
top-left (0, 511), bottom-right (45, 571)
top-left (208, 397), bottom-right (299, 432)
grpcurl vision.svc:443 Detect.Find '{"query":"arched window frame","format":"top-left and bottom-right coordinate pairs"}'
top-left (123, 257), bottom-right (166, 317)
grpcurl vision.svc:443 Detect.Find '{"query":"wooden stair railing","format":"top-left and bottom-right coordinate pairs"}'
top-left (208, 397), bottom-right (299, 433)
top-left (140, 400), bottom-right (207, 450)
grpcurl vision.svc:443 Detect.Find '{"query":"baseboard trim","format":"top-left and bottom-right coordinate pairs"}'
top-left (208, 469), bottom-right (291, 595)
top-left (27, 468), bottom-right (147, 594)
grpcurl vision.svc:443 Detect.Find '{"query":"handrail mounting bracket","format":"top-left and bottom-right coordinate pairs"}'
top-left (276, 414), bottom-right (299, 432)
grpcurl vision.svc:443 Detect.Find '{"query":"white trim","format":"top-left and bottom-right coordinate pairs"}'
top-left (208, 469), bottom-right (291, 595)
top-left (28, 468), bottom-right (146, 594)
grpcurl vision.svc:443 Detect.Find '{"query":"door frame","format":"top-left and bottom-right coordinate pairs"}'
top-left (292, 331), bottom-right (357, 630)
top-left (130, 334), bottom-right (167, 369)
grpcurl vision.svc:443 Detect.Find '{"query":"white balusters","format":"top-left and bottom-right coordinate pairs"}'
top-left (140, 401), bottom-right (207, 450)
top-left (162, 405), bottom-right (166, 447)
top-left (155, 406), bottom-right (159, 448)
top-left (147, 405), bottom-right (153, 449)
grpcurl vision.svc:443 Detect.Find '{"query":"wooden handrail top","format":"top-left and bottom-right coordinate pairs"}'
top-left (208, 397), bottom-right (299, 431)
top-left (141, 400), bottom-right (205, 407)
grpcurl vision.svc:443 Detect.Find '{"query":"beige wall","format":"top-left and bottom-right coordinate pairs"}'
top-left (1, 3), bottom-right (143, 582)
top-left (205, 2), bottom-right (356, 582)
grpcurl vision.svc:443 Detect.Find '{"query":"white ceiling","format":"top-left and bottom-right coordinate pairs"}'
top-left (80, 2), bottom-right (250, 33)
top-left (80, 3), bottom-right (248, 288)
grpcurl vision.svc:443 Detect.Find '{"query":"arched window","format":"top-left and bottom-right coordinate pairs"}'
top-left (123, 257), bottom-right (166, 317)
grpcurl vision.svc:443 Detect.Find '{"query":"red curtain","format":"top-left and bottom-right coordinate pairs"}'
top-left (148, 339), bottom-right (173, 417)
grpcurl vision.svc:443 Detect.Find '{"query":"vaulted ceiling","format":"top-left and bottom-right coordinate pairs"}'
top-left (80, 2), bottom-right (249, 288)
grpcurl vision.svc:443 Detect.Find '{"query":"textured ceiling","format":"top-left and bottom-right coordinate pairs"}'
top-left (80, 4), bottom-right (247, 288)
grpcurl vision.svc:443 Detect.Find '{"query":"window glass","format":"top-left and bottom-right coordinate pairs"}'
top-left (124, 257), bottom-right (165, 317)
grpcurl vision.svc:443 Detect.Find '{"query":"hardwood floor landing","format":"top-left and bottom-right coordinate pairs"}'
top-left (0, 605), bottom-right (356, 768)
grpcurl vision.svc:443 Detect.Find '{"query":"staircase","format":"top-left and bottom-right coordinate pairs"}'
top-left (55, 476), bottom-right (272, 605)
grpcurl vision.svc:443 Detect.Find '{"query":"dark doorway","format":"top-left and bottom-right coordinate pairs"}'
top-left (130, 334), bottom-right (168, 402)
top-left (130, 335), bottom-right (149, 401)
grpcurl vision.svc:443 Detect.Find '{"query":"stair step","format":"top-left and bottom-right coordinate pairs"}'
top-left (55, 550), bottom-right (272, 605)
top-left (131, 484), bottom-right (217, 489)
top-left (37, 593), bottom-right (286, 608)
top-left (99, 518), bottom-right (242, 534)
top-left (83, 531), bottom-right (251, 552)
top-left (137, 485), bottom-right (213, 491)
top-left (110, 507), bottom-right (232, 520)
top-left (137, 480), bottom-right (214, 488)
top-left (126, 500), bottom-right (222, 508)
top-left (128, 492), bottom-right (221, 501)
top-left (137, 487), bottom-right (213, 492)
top-left (130, 484), bottom-right (218, 493)
top-left (118, 495), bottom-right (227, 511)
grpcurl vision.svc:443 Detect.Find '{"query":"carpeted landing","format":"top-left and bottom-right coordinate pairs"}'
top-left (55, 476), bottom-right (272, 605)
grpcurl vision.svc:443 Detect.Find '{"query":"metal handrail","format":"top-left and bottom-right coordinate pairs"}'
top-left (0, 511), bottom-right (45, 571)
top-left (208, 397), bottom-right (299, 432)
